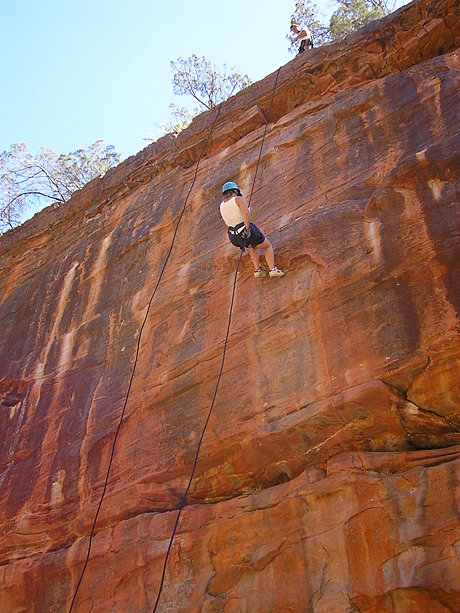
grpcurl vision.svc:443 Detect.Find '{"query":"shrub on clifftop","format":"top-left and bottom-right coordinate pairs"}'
top-left (158, 55), bottom-right (252, 136)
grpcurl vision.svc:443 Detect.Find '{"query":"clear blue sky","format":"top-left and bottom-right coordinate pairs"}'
top-left (1, 0), bottom-right (410, 163)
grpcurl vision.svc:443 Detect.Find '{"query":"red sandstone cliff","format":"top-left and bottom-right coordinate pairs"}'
top-left (1, 0), bottom-right (459, 611)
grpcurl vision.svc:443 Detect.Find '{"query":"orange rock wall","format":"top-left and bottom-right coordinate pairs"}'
top-left (1, 0), bottom-right (459, 611)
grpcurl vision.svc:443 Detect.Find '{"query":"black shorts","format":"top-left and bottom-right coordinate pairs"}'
top-left (298, 38), bottom-right (313, 53)
top-left (227, 222), bottom-right (265, 250)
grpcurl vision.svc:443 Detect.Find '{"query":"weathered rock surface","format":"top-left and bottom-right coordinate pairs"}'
top-left (1, 0), bottom-right (459, 611)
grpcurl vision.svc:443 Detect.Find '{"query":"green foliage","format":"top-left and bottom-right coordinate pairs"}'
top-left (157, 104), bottom-right (194, 138)
top-left (329, 0), bottom-right (388, 39)
top-left (0, 140), bottom-right (120, 233)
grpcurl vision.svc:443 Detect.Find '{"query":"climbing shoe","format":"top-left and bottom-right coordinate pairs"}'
top-left (269, 267), bottom-right (285, 278)
top-left (254, 268), bottom-right (267, 278)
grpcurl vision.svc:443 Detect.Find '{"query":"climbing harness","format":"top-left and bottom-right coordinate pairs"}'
top-left (68, 104), bottom-right (222, 612)
top-left (228, 220), bottom-right (248, 243)
top-left (152, 65), bottom-right (281, 613)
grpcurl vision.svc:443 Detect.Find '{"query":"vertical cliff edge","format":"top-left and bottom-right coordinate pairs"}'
top-left (1, 0), bottom-right (459, 611)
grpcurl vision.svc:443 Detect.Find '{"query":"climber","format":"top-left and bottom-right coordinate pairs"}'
top-left (219, 182), bottom-right (285, 278)
top-left (290, 22), bottom-right (313, 53)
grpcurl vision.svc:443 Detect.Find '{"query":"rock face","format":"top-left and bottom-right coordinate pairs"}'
top-left (1, 0), bottom-right (459, 611)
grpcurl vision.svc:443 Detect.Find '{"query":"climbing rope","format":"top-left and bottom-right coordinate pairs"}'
top-left (68, 103), bottom-right (222, 613)
top-left (152, 65), bottom-right (281, 613)
top-left (248, 67), bottom-right (281, 208)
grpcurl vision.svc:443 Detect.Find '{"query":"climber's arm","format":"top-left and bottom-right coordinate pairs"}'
top-left (236, 196), bottom-right (251, 231)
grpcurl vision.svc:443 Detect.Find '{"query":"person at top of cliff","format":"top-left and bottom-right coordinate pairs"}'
top-left (290, 22), bottom-right (313, 53)
top-left (219, 181), bottom-right (285, 278)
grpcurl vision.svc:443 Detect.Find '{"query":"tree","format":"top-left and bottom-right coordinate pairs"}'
top-left (171, 55), bottom-right (252, 111)
top-left (156, 55), bottom-right (252, 137)
top-left (329, 0), bottom-right (391, 39)
top-left (0, 140), bottom-right (120, 233)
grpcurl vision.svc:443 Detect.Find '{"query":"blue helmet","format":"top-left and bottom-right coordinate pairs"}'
top-left (222, 181), bottom-right (240, 195)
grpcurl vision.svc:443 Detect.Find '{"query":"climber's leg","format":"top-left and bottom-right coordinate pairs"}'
top-left (248, 246), bottom-right (261, 270)
top-left (259, 238), bottom-right (275, 270)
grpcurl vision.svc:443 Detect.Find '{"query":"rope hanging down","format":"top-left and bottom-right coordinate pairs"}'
top-left (68, 103), bottom-right (222, 613)
top-left (152, 65), bottom-right (281, 613)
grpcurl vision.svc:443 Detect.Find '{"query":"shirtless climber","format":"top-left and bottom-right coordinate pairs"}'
top-left (290, 22), bottom-right (314, 53)
top-left (219, 181), bottom-right (285, 278)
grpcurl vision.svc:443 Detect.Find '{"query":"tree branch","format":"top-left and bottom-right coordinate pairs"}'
top-left (7, 190), bottom-right (65, 207)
